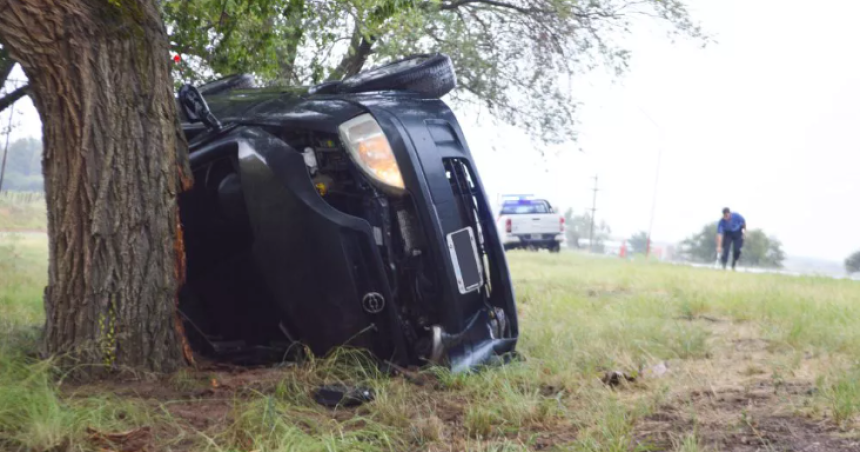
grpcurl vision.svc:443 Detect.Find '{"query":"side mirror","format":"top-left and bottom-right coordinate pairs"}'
top-left (179, 84), bottom-right (222, 131)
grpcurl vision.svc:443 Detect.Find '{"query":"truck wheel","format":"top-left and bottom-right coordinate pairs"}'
top-left (198, 74), bottom-right (256, 96)
top-left (549, 243), bottom-right (561, 253)
top-left (340, 54), bottom-right (456, 98)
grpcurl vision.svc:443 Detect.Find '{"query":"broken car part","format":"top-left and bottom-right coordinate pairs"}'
top-left (314, 384), bottom-right (375, 408)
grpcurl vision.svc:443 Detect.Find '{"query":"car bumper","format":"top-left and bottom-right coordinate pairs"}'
top-left (502, 234), bottom-right (564, 246)
top-left (363, 96), bottom-right (519, 370)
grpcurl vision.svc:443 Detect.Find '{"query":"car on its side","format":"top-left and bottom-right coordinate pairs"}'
top-left (496, 196), bottom-right (565, 252)
top-left (175, 54), bottom-right (518, 372)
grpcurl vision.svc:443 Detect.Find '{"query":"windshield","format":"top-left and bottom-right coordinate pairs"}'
top-left (501, 200), bottom-right (552, 215)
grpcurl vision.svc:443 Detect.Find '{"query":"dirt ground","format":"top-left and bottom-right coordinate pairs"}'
top-left (60, 318), bottom-right (860, 452)
top-left (66, 367), bottom-right (855, 450)
top-left (634, 319), bottom-right (860, 451)
top-left (65, 359), bottom-right (580, 451)
top-left (635, 382), bottom-right (860, 451)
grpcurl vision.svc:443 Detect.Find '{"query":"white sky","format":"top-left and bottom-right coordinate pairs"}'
top-left (459, 0), bottom-right (860, 261)
top-left (4, 0), bottom-right (860, 261)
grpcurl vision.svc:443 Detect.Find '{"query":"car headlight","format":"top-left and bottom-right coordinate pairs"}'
top-left (338, 113), bottom-right (405, 192)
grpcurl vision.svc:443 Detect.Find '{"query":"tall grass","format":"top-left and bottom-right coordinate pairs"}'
top-left (0, 234), bottom-right (155, 451)
top-left (3, 240), bottom-right (860, 450)
top-left (0, 192), bottom-right (47, 231)
top-left (818, 365), bottom-right (860, 426)
top-left (0, 357), bottom-right (155, 451)
top-left (1, 233), bottom-right (47, 355)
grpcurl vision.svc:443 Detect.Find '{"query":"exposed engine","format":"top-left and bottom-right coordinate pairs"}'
top-left (279, 130), bottom-right (442, 362)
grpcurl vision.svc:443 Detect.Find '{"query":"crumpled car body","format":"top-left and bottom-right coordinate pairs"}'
top-left (177, 56), bottom-right (518, 371)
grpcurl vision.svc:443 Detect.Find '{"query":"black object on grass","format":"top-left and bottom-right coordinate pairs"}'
top-left (314, 384), bottom-right (375, 408)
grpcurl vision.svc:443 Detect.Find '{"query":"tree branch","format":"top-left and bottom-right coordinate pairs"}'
top-left (0, 48), bottom-right (16, 87)
top-left (439, 0), bottom-right (551, 14)
top-left (438, 0), bottom-right (623, 21)
top-left (0, 83), bottom-right (29, 114)
top-left (328, 36), bottom-right (375, 80)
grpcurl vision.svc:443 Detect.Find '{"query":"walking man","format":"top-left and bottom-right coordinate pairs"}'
top-left (717, 207), bottom-right (746, 270)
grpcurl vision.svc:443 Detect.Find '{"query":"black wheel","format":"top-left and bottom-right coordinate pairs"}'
top-left (340, 54), bottom-right (456, 98)
top-left (198, 74), bottom-right (256, 95)
top-left (549, 242), bottom-right (561, 253)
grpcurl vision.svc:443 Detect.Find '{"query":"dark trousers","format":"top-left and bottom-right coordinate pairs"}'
top-left (721, 230), bottom-right (744, 269)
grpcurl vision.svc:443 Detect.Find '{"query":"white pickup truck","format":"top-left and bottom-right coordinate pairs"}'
top-left (495, 196), bottom-right (565, 252)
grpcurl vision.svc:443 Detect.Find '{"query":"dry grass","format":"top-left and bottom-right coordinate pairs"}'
top-left (0, 194), bottom-right (46, 232)
top-left (3, 236), bottom-right (860, 451)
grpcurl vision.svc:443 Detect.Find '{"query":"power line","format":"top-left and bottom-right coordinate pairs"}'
top-left (637, 107), bottom-right (664, 259)
top-left (646, 144), bottom-right (662, 258)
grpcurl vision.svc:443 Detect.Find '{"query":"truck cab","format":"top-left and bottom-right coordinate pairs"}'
top-left (496, 196), bottom-right (565, 252)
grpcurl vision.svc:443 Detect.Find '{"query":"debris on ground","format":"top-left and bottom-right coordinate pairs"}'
top-left (642, 361), bottom-right (669, 379)
top-left (313, 384), bottom-right (375, 408)
top-left (86, 426), bottom-right (151, 452)
top-left (383, 360), bottom-right (436, 386)
top-left (602, 370), bottom-right (636, 387)
top-left (602, 362), bottom-right (669, 387)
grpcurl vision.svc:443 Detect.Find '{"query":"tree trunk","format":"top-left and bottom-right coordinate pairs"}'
top-left (276, 0), bottom-right (305, 84)
top-left (0, 0), bottom-right (193, 375)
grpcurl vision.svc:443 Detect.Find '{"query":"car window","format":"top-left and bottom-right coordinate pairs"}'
top-left (501, 200), bottom-right (551, 215)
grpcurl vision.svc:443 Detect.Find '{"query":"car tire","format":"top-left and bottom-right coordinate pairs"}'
top-left (549, 243), bottom-right (561, 253)
top-left (339, 54), bottom-right (456, 98)
top-left (198, 74), bottom-right (256, 96)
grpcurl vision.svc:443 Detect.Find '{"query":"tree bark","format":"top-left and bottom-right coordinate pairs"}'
top-left (0, 0), bottom-right (193, 375)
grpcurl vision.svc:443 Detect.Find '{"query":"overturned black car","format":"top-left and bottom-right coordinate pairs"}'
top-left (176, 55), bottom-right (518, 372)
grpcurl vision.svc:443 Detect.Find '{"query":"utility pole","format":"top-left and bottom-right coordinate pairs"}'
top-left (637, 106), bottom-right (664, 260)
top-left (646, 144), bottom-right (661, 258)
top-left (588, 175), bottom-right (598, 252)
top-left (0, 102), bottom-right (15, 193)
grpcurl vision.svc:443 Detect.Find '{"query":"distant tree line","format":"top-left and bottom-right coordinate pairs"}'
top-left (628, 231), bottom-right (649, 254)
top-left (846, 251), bottom-right (860, 274)
top-left (563, 208), bottom-right (611, 252)
top-left (0, 137), bottom-right (42, 192)
top-left (678, 221), bottom-right (786, 268)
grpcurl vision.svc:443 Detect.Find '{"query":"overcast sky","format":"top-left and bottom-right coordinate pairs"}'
top-left (4, 0), bottom-right (859, 261)
top-left (458, 0), bottom-right (860, 261)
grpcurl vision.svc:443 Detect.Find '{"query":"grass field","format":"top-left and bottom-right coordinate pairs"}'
top-left (3, 233), bottom-right (860, 451)
top-left (0, 193), bottom-right (47, 232)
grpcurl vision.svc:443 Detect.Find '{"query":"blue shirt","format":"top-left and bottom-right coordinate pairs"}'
top-left (717, 212), bottom-right (746, 234)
